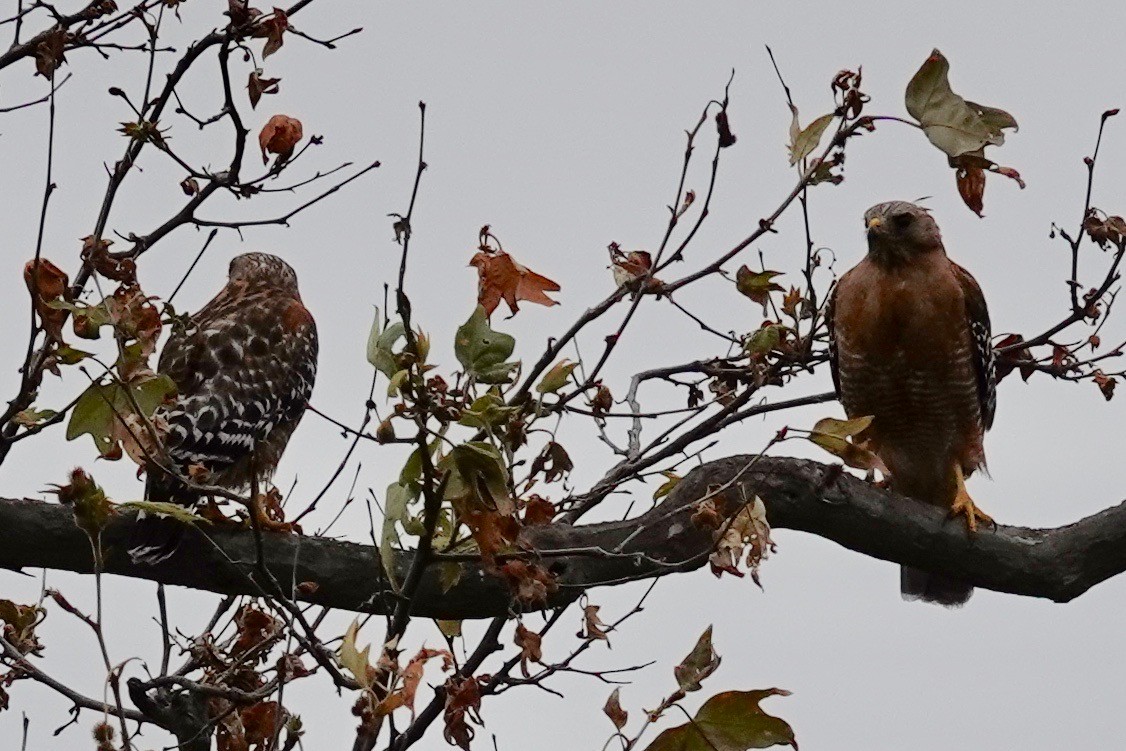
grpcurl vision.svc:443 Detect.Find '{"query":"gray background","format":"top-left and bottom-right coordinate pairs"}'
top-left (2, 1), bottom-right (1125, 749)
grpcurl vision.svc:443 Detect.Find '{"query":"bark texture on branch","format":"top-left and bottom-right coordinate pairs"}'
top-left (1, 456), bottom-right (1122, 617)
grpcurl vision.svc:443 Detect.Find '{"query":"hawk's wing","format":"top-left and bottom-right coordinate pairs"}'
top-left (950, 261), bottom-right (996, 430)
top-left (824, 281), bottom-right (841, 397)
top-left (158, 296), bottom-right (318, 477)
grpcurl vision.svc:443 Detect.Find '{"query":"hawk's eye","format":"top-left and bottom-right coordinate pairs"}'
top-left (891, 213), bottom-right (914, 231)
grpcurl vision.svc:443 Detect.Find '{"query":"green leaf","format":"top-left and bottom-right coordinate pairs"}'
top-left (457, 392), bottom-right (517, 430)
top-left (338, 620), bottom-right (374, 688)
top-left (387, 368), bottom-right (410, 397)
top-left (787, 106), bottom-right (834, 166)
top-left (366, 308), bottom-right (407, 378)
top-left (735, 268), bottom-right (784, 313)
top-left (436, 618), bottom-right (462, 638)
top-left (380, 482), bottom-right (410, 593)
top-left (65, 375), bottom-right (176, 456)
top-left (455, 306), bottom-right (518, 384)
top-left (440, 441), bottom-right (512, 514)
top-left (642, 689), bottom-right (796, 751)
top-left (536, 359), bottom-right (578, 394)
top-left (744, 324), bottom-right (782, 357)
top-left (675, 625), bottom-right (721, 693)
top-left (120, 500), bottom-right (210, 525)
top-left (12, 408), bottom-right (58, 427)
top-left (652, 470), bottom-right (681, 501)
top-left (905, 49), bottom-right (1018, 159)
top-left (807, 415), bottom-right (884, 472)
top-left (55, 345), bottom-right (93, 365)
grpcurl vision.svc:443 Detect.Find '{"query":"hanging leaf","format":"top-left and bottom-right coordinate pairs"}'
top-left (536, 359), bottom-right (578, 394)
top-left (338, 620), bottom-right (376, 688)
top-left (736, 268), bottom-right (784, 313)
top-left (642, 689), bottom-right (797, 751)
top-left (787, 106), bottom-right (834, 166)
top-left (807, 415), bottom-right (886, 472)
top-left (470, 247), bottom-right (560, 317)
top-left (380, 482), bottom-right (411, 592)
top-left (674, 625), bottom-right (721, 693)
top-left (454, 306), bottom-right (518, 383)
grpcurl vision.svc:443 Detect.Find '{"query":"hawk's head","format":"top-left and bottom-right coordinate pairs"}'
top-left (863, 201), bottom-right (943, 265)
top-left (228, 252), bottom-right (300, 294)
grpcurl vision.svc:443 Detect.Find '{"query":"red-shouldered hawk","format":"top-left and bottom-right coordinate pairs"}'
top-left (129, 252), bottom-right (318, 564)
top-left (825, 201), bottom-right (996, 606)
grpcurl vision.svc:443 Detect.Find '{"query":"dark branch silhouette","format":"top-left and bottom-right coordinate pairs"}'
top-left (2, 456), bottom-right (1121, 620)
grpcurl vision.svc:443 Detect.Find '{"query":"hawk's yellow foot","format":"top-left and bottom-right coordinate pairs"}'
top-left (947, 464), bottom-right (993, 533)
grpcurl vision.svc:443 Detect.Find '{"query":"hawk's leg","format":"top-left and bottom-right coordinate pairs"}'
top-left (947, 463), bottom-right (993, 533)
top-left (247, 451), bottom-right (294, 534)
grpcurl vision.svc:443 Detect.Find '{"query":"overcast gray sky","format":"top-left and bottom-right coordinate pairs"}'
top-left (3, 1), bottom-right (1126, 749)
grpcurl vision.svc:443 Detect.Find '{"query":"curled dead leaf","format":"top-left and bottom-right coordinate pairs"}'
top-left (258, 114), bottom-right (303, 165)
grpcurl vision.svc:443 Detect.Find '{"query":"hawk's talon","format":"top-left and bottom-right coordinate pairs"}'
top-left (948, 464), bottom-right (992, 534)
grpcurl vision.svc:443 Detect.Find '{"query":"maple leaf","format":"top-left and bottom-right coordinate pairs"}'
top-left (252, 8), bottom-right (288, 59)
top-left (514, 622), bottom-right (543, 677)
top-left (609, 244), bottom-right (661, 290)
top-left (469, 248), bottom-right (560, 317)
top-left (23, 258), bottom-right (69, 342)
top-left (736, 267), bottom-right (784, 313)
top-left (258, 114), bottom-right (303, 165)
top-left (247, 69), bottom-right (281, 109)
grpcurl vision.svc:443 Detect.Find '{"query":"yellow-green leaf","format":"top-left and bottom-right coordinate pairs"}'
top-left (643, 689), bottom-right (796, 751)
top-left (653, 470), bottom-right (681, 500)
top-left (736, 268), bottom-right (784, 313)
top-left (121, 500), bottom-right (210, 526)
top-left (787, 106), bottom-right (834, 166)
top-left (674, 625), bottom-right (721, 693)
top-left (905, 49), bottom-right (1018, 159)
top-left (455, 306), bottom-right (518, 384)
top-left (536, 359), bottom-right (578, 394)
top-left (338, 619), bottom-right (375, 688)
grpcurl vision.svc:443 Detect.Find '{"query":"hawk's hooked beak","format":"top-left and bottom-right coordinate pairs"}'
top-left (866, 217), bottom-right (883, 230)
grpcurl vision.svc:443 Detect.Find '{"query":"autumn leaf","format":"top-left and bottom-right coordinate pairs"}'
top-left (787, 105), bottom-right (834, 166)
top-left (252, 8), bottom-right (288, 58)
top-left (653, 470), bottom-right (681, 500)
top-left (0, 599), bottom-right (44, 655)
top-left (710, 497), bottom-right (775, 588)
top-left (994, 333), bottom-right (1035, 383)
top-left (604, 688), bottom-right (629, 731)
top-left (905, 49), bottom-right (1023, 214)
top-left (443, 676), bottom-right (484, 750)
top-left (34, 27), bottom-right (67, 78)
top-left (24, 258), bottom-right (69, 342)
top-left (736, 267), bottom-right (784, 313)
top-left (259, 114), bottom-right (303, 165)
top-left (48, 468), bottom-right (115, 541)
top-left (247, 69), bottom-right (281, 108)
top-left (642, 689), bottom-right (797, 751)
top-left (609, 245), bottom-right (660, 290)
top-left (470, 248), bottom-right (560, 317)
top-left (578, 601), bottom-right (610, 643)
top-left (1094, 370), bottom-right (1116, 401)
top-left (529, 441), bottom-right (573, 484)
top-left (339, 619), bottom-right (376, 688)
top-left (675, 625), bottom-right (721, 693)
top-left (514, 622), bottom-right (543, 677)
top-left (807, 415), bottom-right (887, 473)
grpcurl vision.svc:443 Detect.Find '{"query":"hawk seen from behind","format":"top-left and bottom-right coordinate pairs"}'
top-left (826, 201), bottom-right (996, 606)
top-left (130, 252), bottom-right (318, 564)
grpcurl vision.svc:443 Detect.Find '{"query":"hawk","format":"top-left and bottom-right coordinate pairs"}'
top-left (825, 201), bottom-right (996, 606)
top-left (129, 252), bottom-right (318, 564)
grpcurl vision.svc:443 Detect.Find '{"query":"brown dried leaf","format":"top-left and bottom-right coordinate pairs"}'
top-left (23, 258), bottom-right (69, 341)
top-left (956, 164), bottom-right (986, 217)
top-left (578, 602), bottom-right (610, 643)
top-left (674, 625), bottom-right (720, 693)
top-left (258, 114), bottom-right (303, 165)
top-left (514, 622), bottom-right (543, 678)
top-left (470, 249), bottom-right (560, 317)
top-left (1094, 370), bottom-right (1116, 401)
top-left (604, 687), bottom-right (629, 731)
top-left (251, 8), bottom-right (288, 59)
top-left (247, 69), bottom-right (281, 109)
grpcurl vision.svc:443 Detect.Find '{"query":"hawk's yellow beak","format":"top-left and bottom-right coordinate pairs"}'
top-left (867, 217), bottom-right (883, 230)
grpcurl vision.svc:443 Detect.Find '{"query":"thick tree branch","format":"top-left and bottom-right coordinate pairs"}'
top-left (1, 456), bottom-right (1122, 617)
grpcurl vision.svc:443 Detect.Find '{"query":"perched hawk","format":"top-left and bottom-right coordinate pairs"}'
top-left (825, 201), bottom-right (995, 606)
top-left (129, 252), bottom-right (318, 564)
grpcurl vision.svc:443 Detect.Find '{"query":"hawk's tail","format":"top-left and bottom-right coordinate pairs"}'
top-left (127, 477), bottom-right (190, 566)
top-left (900, 566), bottom-right (973, 607)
